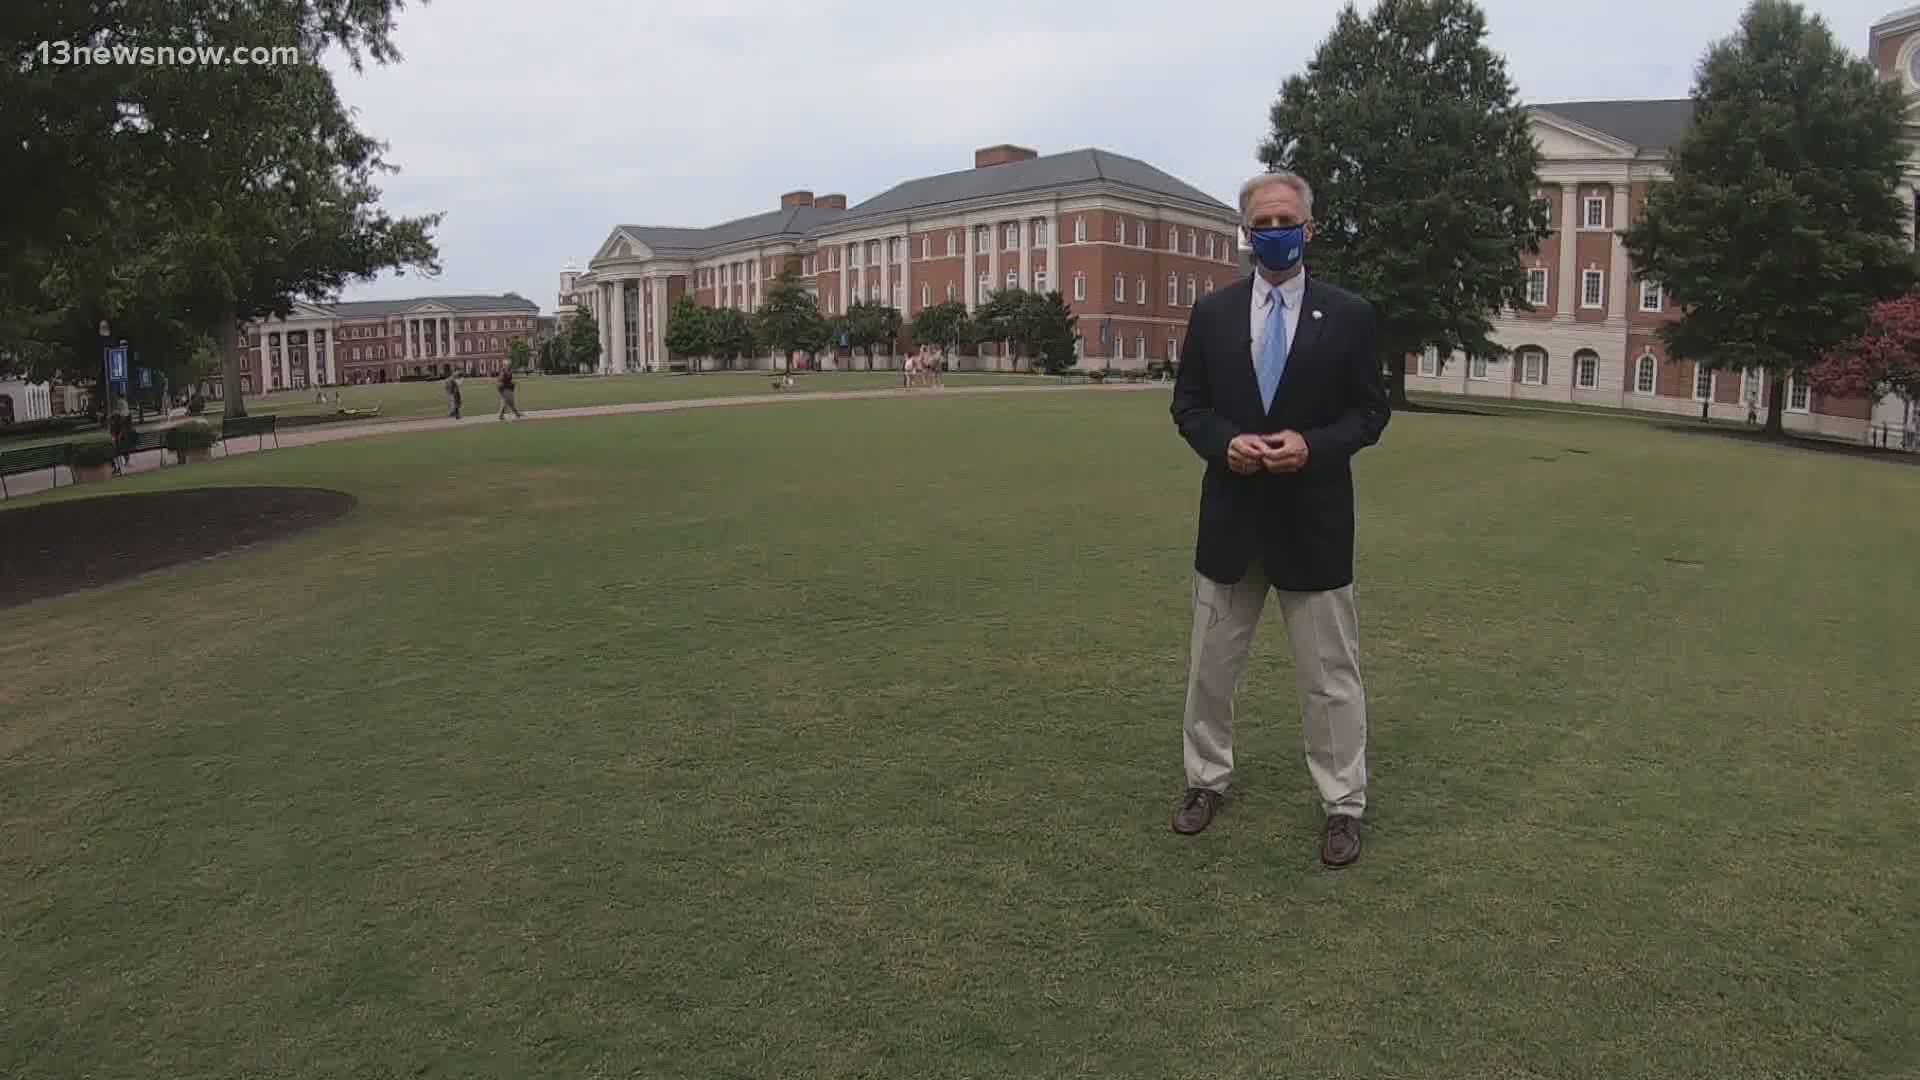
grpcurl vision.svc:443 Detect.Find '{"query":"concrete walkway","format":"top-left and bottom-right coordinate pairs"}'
top-left (1, 381), bottom-right (1167, 501)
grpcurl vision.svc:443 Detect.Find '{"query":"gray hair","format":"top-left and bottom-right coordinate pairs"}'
top-left (1238, 170), bottom-right (1314, 223)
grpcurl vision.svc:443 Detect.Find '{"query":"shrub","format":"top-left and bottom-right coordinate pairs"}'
top-left (0, 416), bottom-right (88, 440)
top-left (69, 436), bottom-right (116, 467)
top-left (165, 422), bottom-right (217, 451)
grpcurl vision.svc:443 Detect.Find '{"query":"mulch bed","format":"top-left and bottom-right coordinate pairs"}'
top-left (0, 486), bottom-right (356, 610)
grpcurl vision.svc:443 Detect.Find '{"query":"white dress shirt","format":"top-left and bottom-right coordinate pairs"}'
top-left (1250, 270), bottom-right (1306, 369)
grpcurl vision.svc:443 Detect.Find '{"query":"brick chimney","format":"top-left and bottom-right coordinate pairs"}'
top-left (780, 190), bottom-right (815, 208)
top-left (815, 193), bottom-right (847, 209)
top-left (975, 144), bottom-right (1038, 169)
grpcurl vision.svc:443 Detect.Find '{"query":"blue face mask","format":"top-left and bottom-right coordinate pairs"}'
top-left (1249, 224), bottom-right (1306, 273)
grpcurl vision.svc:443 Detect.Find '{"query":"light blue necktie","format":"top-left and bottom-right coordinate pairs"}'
top-left (1257, 289), bottom-right (1289, 411)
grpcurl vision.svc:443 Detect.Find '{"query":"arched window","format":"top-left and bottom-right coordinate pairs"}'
top-left (1635, 354), bottom-right (1657, 394)
top-left (1515, 346), bottom-right (1547, 386)
top-left (1573, 349), bottom-right (1600, 390)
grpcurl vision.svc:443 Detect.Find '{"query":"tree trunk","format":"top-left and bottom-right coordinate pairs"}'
top-left (1385, 347), bottom-right (1409, 409)
top-left (1765, 372), bottom-right (1787, 437)
top-left (220, 305), bottom-right (248, 418)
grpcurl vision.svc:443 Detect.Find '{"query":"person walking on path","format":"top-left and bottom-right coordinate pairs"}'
top-left (497, 367), bottom-right (523, 420)
top-left (444, 373), bottom-right (462, 419)
top-left (1167, 169), bottom-right (1391, 869)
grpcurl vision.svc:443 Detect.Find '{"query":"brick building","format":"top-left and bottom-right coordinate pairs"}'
top-left (1407, 7), bottom-right (1920, 440)
top-left (568, 144), bottom-right (1242, 372)
top-left (215, 293), bottom-right (539, 399)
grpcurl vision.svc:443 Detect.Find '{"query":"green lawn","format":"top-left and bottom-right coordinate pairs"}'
top-left (3, 395), bottom-right (1917, 1078)
top-left (208, 370), bottom-right (1047, 423)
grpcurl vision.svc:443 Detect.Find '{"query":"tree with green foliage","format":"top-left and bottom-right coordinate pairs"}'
top-left (505, 338), bottom-right (531, 372)
top-left (537, 335), bottom-right (569, 374)
top-left (1, 0), bottom-right (441, 417)
top-left (708, 308), bottom-right (757, 370)
top-left (1260, 0), bottom-right (1550, 407)
top-left (971, 289), bottom-right (1029, 365)
top-left (664, 296), bottom-right (712, 369)
top-left (565, 310), bottom-right (601, 374)
top-left (841, 301), bottom-right (902, 370)
top-left (1624, 0), bottom-right (1914, 437)
top-left (753, 268), bottom-right (829, 372)
top-left (910, 301), bottom-right (974, 361)
top-left (1026, 291), bottom-right (1081, 374)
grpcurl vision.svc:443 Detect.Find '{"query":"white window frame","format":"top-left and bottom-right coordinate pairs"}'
top-left (919, 237), bottom-right (928, 260)
top-left (1583, 196), bottom-right (1607, 230)
top-left (1136, 223), bottom-right (1146, 247)
top-left (1136, 276), bottom-right (1146, 305)
top-left (1004, 224), bottom-right (1018, 250)
top-left (947, 233), bottom-right (957, 257)
top-left (1204, 278), bottom-right (1215, 295)
top-left (1418, 347), bottom-right (1439, 377)
top-left (1167, 273), bottom-right (1179, 305)
top-left (1034, 220), bottom-right (1048, 246)
top-left (1115, 218), bottom-right (1125, 243)
top-left (1134, 333), bottom-right (1145, 360)
top-left (1074, 274), bottom-right (1086, 302)
top-left (1469, 356), bottom-right (1489, 381)
top-left (1113, 273), bottom-right (1125, 302)
top-left (1520, 349), bottom-right (1545, 386)
top-left (1640, 280), bottom-right (1664, 313)
top-left (1073, 217), bottom-right (1085, 243)
top-left (1526, 268), bottom-right (1549, 306)
top-left (946, 283), bottom-right (956, 303)
top-left (1576, 352), bottom-right (1599, 390)
top-left (1742, 367), bottom-right (1762, 403)
top-left (1635, 354), bottom-right (1657, 394)
top-left (1185, 229), bottom-right (1196, 254)
top-left (1788, 376), bottom-right (1811, 413)
top-left (978, 273), bottom-right (989, 298)
top-left (1206, 235), bottom-right (1216, 259)
top-left (920, 284), bottom-right (930, 308)
top-left (1581, 270), bottom-right (1605, 309)
top-left (1184, 276), bottom-right (1196, 306)
top-left (1035, 270), bottom-right (1048, 292)
top-left (1169, 337), bottom-right (1178, 363)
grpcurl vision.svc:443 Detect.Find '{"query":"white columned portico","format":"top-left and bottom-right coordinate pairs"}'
top-left (900, 226), bottom-right (912, 317)
top-left (1019, 219), bottom-right (1031, 290)
top-left (1557, 185), bottom-right (1579, 319)
top-left (325, 325), bottom-right (336, 385)
top-left (1608, 183), bottom-right (1631, 322)
top-left (989, 222), bottom-right (1001, 298)
top-left (609, 278), bottom-right (627, 374)
top-left (964, 221), bottom-right (977, 312)
top-left (1046, 202), bottom-right (1060, 301)
top-left (256, 326), bottom-right (267, 395)
top-left (598, 284), bottom-right (612, 372)
top-left (652, 277), bottom-right (667, 372)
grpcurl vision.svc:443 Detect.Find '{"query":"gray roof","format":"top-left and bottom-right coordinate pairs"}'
top-left (604, 147), bottom-right (1232, 258)
top-left (618, 205), bottom-right (848, 255)
top-left (1532, 99), bottom-right (1694, 153)
top-left (328, 294), bottom-right (538, 318)
top-left (838, 148), bottom-right (1230, 224)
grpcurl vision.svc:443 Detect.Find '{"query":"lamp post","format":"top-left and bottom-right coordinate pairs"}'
top-left (97, 320), bottom-right (111, 424)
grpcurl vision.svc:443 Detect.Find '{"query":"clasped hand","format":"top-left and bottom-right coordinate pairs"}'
top-left (1227, 431), bottom-right (1309, 475)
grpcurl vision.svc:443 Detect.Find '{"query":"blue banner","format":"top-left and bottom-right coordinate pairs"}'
top-left (138, 367), bottom-right (153, 389)
top-left (108, 347), bottom-right (128, 381)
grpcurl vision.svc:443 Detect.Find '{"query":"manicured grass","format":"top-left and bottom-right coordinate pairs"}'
top-left (3, 395), bottom-right (1917, 1078)
top-left (206, 370), bottom-right (1045, 423)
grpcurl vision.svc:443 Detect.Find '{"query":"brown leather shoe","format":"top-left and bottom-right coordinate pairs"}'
top-left (1172, 788), bottom-right (1223, 835)
top-left (1320, 814), bottom-right (1362, 868)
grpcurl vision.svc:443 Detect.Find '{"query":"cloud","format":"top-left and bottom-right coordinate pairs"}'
top-left (323, 0), bottom-right (1906, 309)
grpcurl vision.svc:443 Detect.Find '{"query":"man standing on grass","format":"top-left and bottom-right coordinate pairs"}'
top-left (1167, 170), bottom-right (1391, 868)
top-left (497, 366), bottom-right (522, 421)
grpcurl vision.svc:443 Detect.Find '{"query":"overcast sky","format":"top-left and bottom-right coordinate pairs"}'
top-left (324, 0), bottom-right (1908, 312)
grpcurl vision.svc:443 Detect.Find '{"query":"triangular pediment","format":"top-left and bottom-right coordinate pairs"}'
top-left (409, 301), bottom-right (455, 314)
top-left (594, 229), bottom-right (654, 262)
top-left (1529, 112), bottom-right (1637, 159)
top-left (286, 300), bottom-right (335, 320)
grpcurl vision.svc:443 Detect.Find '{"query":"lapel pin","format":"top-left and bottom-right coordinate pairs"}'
top-left (1312, 310), bottom-right (1323, 319)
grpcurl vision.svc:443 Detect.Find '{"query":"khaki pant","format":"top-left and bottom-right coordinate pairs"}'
top-left (1181, 562), bottom-right (1368, 817)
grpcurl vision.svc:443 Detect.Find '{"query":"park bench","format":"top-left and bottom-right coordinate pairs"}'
top-left (0, 443), bottom-right (70, 499)
top-left (218, 414), bottom-right (279, 454)
top-left (125, 429), bottom-right (168, 462)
